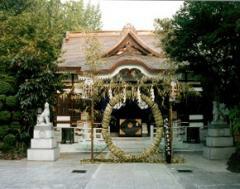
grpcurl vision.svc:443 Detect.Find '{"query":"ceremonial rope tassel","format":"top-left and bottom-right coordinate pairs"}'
top-left (108, 87), bottom-right (113, 99)
top-left (108, 86), bottom-right (127, 110)
top-left (150, 85), bottom-right (155, 101)
top-left (137, 87), bottom-right (148, 109)
top-left (164, 118), bottom-right (171, 162)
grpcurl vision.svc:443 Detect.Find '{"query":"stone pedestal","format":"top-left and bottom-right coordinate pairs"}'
top-left (203, 122), bottom-right (235, 160)
top-left (28, 124), bottom-right (60, 161)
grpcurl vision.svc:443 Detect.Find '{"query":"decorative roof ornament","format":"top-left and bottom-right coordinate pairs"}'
top-left (121, 23), bottom-right (137, 36)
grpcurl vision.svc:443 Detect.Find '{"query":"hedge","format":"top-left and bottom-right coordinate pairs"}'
top-left (6, 96), bottom-right (17, 108)
top-left (0, 95), bottom-right (6, 102)
top-left (0, 126), bottom-right (8, 140)
top-left (0, 111), bottom-right (11, 122)
top-left (12, 111), bottom-right (21, 121)
top-left (0, 81), bottom-right (13, 95)
top-left (3, 134), bottom-right (16, 147)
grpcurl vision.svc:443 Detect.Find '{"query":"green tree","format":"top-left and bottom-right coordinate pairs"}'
top-left (0, 0), bottom-right (101, 156)
top-left (155, 2), bottom-right (240, 107)
top-left (63, 0), bottom-right (101, 31)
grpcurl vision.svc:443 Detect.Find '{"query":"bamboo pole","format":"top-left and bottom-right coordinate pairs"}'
top-left (168, 101), bottom-right (173, 163)
top-left (90, 94), bottom-right (94, 162)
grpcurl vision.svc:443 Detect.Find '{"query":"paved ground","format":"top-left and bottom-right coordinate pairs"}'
top-left (60, 137), bottom-right (203, 153)
top-left (0, 152), bottom-right (239, 189)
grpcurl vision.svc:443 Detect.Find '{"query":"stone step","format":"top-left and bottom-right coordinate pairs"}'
top-left (206, 136), bottom-right (233, 147)
top-left (34, 127), bottom-right (54, 139)
top-left (27, 147), bottom-right (60, 161)
top-left (203, 146), bottom-right (235, 160)
top-left (31, 138), bottom-right (57, 149)
top-left (207, 128), bottom-right (231, 137)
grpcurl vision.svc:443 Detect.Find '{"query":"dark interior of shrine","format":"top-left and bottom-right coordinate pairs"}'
top-left (110, 100), bottom-right (154, 136)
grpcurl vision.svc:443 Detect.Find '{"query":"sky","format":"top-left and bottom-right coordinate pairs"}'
top-left (98, 0), bottom-right (183, 30)
top-left (84, 0), bottom-right (183, 30)
top-left (62, 0), bottom-right (184, 30)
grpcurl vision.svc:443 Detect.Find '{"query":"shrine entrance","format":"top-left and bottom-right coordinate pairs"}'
top-left (110, 100), bottom-right (152, 137)
top-left (101, 91), bottom-right (163, 162)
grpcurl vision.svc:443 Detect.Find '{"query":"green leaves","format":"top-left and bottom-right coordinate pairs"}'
top-left (0, 0), bottom-right (101, 154)
top-left (229, 106), bottom-right (240, 134)
top-left (155, 2), bottom-right (240, 106)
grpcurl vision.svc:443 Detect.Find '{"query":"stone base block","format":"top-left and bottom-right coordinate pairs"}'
top-left (203, 146), bottom-right (235, 160)
top-left (206, 137), bottom-right (233, 147)
top-left (27, 147), bottom-right (60, 161)
top-left (200, 128), bottom-right (207, 142)
top-left (209, 121), bottom-right (229, 128)
top-left (208, 128), bottom-right (231, 137)
top-left (34, 126), bottom-right (54, 139)
top-left (31, 138), bottom-right (57, 148)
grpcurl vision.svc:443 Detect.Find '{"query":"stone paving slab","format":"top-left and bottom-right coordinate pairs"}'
top-left (0, 152), bottom-right (240, 189)
top-left (84, 163), bottom-right (184, 189)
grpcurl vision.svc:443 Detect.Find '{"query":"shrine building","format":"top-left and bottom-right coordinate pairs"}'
top-left (55, 24), bottom-right (208, 150)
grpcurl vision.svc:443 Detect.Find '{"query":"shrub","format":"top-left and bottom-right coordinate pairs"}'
top-left (0, 81), bottom-right (13, 95)
top-left (0, 111), bottom-right (11, 123)
top-left (3, 134), bottom-right (16, 147)
top-left (0, 95), bottom-right (6, 110)
top-left (0, 126), bottom-right (8, 140)
top-left (1, 143), bottom-right (13, 152)
top-left (19, 131), bottom-right (31, 144)
top-left (12, 111), bottom-right (21, 121)
top-left (0, 95), bottom-right (6, 102)
top-left (6, 96), bottom-right (17, 108)
top-left (229, 106), bottom-right (240, 135)
top-left (0, 75), bottom-right (16, 86)
top-left (8, 123), bottom-right (21, 136)
top-left (227, 149), bottom-right (240, 173)
top-left (10, 122), bottom-right (21, 129)
top-left (0, 102), bottom-right (3, 111)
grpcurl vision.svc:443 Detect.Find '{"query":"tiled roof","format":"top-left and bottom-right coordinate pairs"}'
top-left (58, 25), bottom-right (167, 73)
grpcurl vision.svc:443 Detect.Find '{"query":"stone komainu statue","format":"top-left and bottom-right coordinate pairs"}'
top-left (212, 101), bottom-right (229, 123)
top-left (37, 102), bottom-right (50, 126)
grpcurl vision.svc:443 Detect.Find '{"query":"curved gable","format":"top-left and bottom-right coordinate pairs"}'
top-left (102, 31), bottom-right (162, 58)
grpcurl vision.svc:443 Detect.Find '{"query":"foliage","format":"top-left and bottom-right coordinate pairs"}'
top-left (0, 0), bottom-right (102, 156)
top-left (0, 0), bottom-right (101, 126)
top-left (0, 126), bottom-right (8, 140)
top-left (3, 134), bottom-right (16, 147)
top-left (63, 0), bottom-right (101, 31)
top-left (229, 106), bottom-right (240, 135)
top-left (0, 81), bottom-right (14, 95)
top-left (0, 111), bottom-right (11, 123)
top-left (5, 96), bottom-right (17, 108)
top-left (227, 148), bottom-right (240, 173)
top-left (0, 95), bottom-right (6, 102)
top-left (84, 35), bottom-right (103, 73)
top-left (12, 111), bottom-right (22, 121)
top-left (155, 2), bottom-right (240, 107)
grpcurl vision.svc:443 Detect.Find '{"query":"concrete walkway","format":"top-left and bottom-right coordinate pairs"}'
top-left (85, 163), bottom-right (184, 189)
top-left (0, 152), bottom-right (240, 189)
